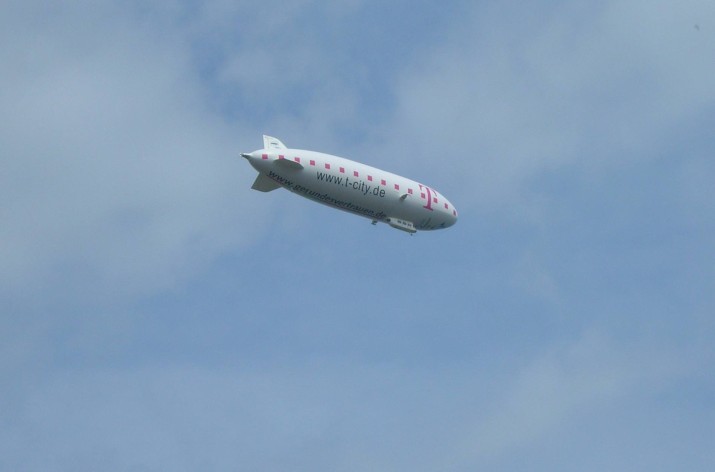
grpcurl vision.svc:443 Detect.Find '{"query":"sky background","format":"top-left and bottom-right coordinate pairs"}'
top-left (2, 1), bottom-right (714, 471)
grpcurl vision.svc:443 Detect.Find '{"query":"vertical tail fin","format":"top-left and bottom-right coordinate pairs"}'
top-left (263, 135), bottom-right (287, 150)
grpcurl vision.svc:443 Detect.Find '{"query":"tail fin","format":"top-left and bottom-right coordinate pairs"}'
top-left (251, 174), bottom-right (281, 192)
top-left (263, 135), bottom-right (286, 150)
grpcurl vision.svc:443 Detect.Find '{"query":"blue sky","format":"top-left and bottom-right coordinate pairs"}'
top-left (2, 1), bottom-right (714, 470)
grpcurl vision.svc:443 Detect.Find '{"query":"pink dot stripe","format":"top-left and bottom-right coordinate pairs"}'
top-left (262, 154), bottom-right (268, 160)
top-left (368, 175), bottom-right (373, 181)
top-left (325, 163), bottom-right (331, 169)
top-left (310, 160), bottom-right (316, 166)
top-left (339, 167), bottom-right (345, 173)
top-left (294, 157), bottom-right (301, 163)
top-left (394, 184), bottom-right (400, 190)
top-left (354, 170), bottom-right (359, 177)
top-left (381, 179), bottom-right (386, 186)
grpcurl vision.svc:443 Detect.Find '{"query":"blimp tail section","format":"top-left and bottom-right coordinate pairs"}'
top-left (263, 135), bottom-right (286, 150)
top-left (251, 174), bottom-right (281, 192)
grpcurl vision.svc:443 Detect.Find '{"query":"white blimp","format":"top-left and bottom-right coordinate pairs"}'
top-left (241, 135), bottom-right (458, 233)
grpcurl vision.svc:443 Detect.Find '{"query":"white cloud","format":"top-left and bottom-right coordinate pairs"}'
top-left (454, 331), bottom-right (694, 466)
top-left (0, 362), bottom-right (463, 471)
top-left (1, 333), bottom-right (704, 471)
top-left (194, 0), bottom-right (371, 148)
top-left (0, 2), bottom-right (268, 303)
top-left (374, 1), bottom-right (715, 215)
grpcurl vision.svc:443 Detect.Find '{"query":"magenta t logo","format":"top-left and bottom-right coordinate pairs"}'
top-left (420, 184), bottom-right (434, 211)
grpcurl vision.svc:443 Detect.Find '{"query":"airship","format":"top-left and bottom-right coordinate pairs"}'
top-left (241, 135), bottom-right (458, 233)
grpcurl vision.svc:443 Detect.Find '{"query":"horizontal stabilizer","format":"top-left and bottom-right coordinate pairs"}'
top-left (251, 173), bottom-right (281, 192)
top-left (274, 158), bottom-right (303, 170)
top-left (263, 135), bottom-right (286, 150)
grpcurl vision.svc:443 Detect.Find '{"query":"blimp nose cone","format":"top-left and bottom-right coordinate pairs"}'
top-left (241, 152), bottom-right (253, 159)
top-left (448, 208), bottom-right (458, 227)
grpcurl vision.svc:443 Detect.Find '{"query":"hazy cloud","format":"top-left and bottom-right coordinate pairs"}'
top-left (377, 1), bottom-right (715, 214)
top-left (0, 1), bottom-right (266, 304)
